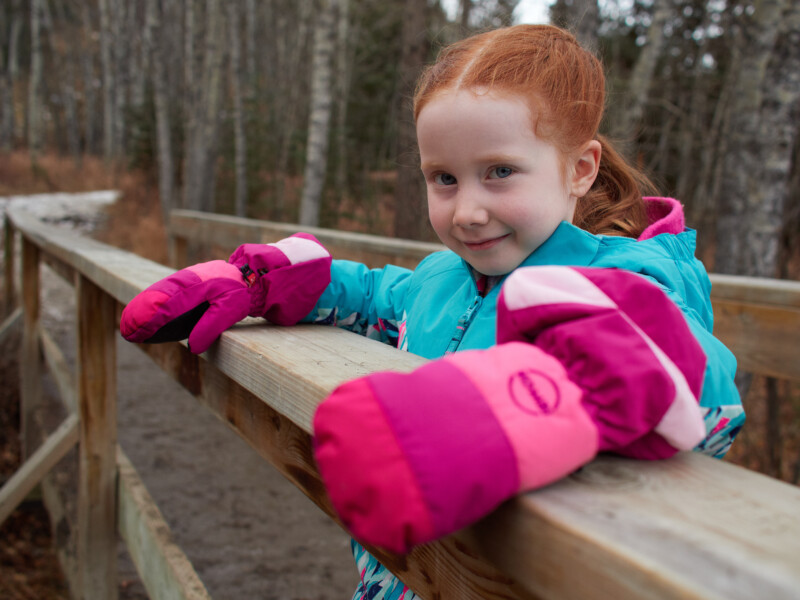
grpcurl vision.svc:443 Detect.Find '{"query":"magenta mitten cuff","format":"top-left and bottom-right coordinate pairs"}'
top-left (228, 233), bottom-right (332, 324)
top-left (120, 233), bottom-right (331, 354)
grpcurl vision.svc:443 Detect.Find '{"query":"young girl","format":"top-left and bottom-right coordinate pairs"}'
top-left (121, 25), bottom-right (744, 600)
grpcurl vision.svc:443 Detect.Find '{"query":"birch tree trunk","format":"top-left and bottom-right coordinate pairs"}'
top-left (611, 0), bottom-right (674, 140)
top-left (98, 0), bottom-right (116, 161)
top-left (334, 0), bottom-right (352, 195)
top-left (27, 0), bottom-right (43, 158)
top-left (228, 1), bottom-right (248, 217)
top-left (149, 0), bottom-right (176, 224)
top-left (80, 2), bottom-right (99, 155)
top-left (299, 0), bottom-right (338, 227)
top-left (715, 0), bottom-right (789, 276)
top-left (393, 0), bottom-right (428, 240)
top-left (182, 0), bottom-right (226, 212)
top-left (1, 0), bottom-right (22, 151)
top-left (274, 0), bottom-right (312, 219)
top-left (112, 1), bottom-right (127, 157)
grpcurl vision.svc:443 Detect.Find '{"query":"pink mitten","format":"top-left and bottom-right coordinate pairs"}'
top-left (312, 266), bottom-right (706, 553)
top-left (120, 233), bottom-right (331, 354)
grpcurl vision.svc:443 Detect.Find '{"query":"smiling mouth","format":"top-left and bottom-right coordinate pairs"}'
top-left (463, 234), bottom-right (510, 251)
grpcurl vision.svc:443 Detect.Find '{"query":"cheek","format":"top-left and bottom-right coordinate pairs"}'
top-left (427, 200), bottom-right (450, 231)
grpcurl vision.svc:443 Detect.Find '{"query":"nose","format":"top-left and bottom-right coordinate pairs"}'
top-left (452, 191), bottom-right (489, 228)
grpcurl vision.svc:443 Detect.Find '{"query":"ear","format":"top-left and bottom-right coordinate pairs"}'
top-left (569, 140), bottom-right (601, 199)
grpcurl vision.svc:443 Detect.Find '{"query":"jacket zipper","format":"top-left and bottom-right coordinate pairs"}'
top-left (444, 295), bottom-right (483, 354)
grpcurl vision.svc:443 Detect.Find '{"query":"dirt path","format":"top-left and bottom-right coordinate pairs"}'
top-left (4, 194), bottom-right (359, 599)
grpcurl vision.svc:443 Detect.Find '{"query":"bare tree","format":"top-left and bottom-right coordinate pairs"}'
top-left (27, 0), bottom-right (43, 159)
top-left (550, 0), bottom-right (599, 49)
top-left (715, 0), bottom-right (792, 277)
top-left (393, 0), bottom-right (428, 240)
top-left (79, 1), bottom-right (99, 155)
top-left (1, 0), bottom-right (23, 151)
top-left (334, 0), bottom-right (352, 196)
top-left (149, 0), bottom-right (177, 224)
top-left (459, 0), bottom-right (473, 28)
top-left (228, 0), bottom-right (248, 217)
top-left (98, 0), bottom-right (116, 160)
top-left (182, 0), bottom-right (227, 212)
top-left (299, 0), bottom-right (338, 227)
top-left (611, 0), bottom-right (674, 141)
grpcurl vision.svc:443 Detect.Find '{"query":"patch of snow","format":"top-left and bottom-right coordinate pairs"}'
top-left (0, 190), bottom-right (120, 235)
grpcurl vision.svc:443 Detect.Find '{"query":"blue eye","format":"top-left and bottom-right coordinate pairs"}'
top-left (434, 173), bottom-right (457, 185)
top-left (488, 166), bottom-right (513, 179)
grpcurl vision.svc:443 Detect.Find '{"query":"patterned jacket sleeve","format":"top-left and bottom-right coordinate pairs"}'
top-left (301, 259), bottom-right (414, 347)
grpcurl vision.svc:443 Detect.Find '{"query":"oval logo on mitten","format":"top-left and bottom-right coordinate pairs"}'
top-left (508, 370), bottom-right (560, 416)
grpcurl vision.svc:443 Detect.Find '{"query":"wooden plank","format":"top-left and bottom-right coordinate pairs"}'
top-left (41, 327), bottom-right (77, 414)
top-left (116, 448), bottom-right (212, 600)
top-left (76, 274), bottom-right (118, 600)
top-left (709, 273), bottom-right (800, 309)
top-left (0, 413), bottom-right (79, 526)
top-left (474, 454), bottom-right (800, 600)
top-left (169, 209), bottom-right (444, 269)
top-left (20, 237), bottom-right (42, 460)
top-left (712, 298), bottom-right (800, 381)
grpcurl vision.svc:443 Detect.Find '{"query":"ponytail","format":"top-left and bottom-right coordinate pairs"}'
top-left (573, 135), bottom-right (654, 239)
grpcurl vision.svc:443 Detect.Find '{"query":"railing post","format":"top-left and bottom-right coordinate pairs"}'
top-left (76, 274), bottom-right (118, 600)
top-left (20, 236), bottom-right (42, 460)
top-left (4, 215), bottom-right (15, 313)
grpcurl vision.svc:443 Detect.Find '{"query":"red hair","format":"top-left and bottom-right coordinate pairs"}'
top-left (414, 25), bottom-right (653, 238)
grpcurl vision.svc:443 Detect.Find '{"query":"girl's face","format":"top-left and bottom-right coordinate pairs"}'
top-left (417, 89), bottom-right (599, 276)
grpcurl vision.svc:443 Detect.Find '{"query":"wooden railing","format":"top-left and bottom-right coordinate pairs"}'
top-left (168, 209), bottom-right (800, 382)
top-left (2, 207), bottom-right (800, 600)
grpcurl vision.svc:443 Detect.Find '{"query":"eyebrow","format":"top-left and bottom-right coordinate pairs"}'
top-left (420, 153), bottom-right (522, 172)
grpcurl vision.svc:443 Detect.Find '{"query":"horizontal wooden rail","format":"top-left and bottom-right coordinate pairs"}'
top-left (168, 209), bottom-right (444, 270)
top-left (8, 208), bottom-right (800, 599)
top-left (168, 210), bottom-right (800, 382)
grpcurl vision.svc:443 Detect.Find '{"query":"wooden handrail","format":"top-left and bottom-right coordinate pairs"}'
top-left (168, 209), bottom-right (800, 382)
top-left (6, 208), bottom-right (800, 599)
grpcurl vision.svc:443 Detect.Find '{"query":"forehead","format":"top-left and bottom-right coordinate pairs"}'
top-left (416, 89), bottom-right (540, 160)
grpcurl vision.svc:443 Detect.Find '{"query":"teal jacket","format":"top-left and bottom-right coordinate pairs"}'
top-left (305, 220), bottom-right (744, 600)
top-left (308, 220), bottom-right (742, 456)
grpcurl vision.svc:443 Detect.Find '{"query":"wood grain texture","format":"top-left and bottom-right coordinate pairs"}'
top-left (116, 448), bottom-right (213, 600)
top-left (76, 274), bottom-right (118, 600)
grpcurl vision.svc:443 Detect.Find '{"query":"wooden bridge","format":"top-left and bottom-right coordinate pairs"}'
top-left (2, 206), bottom-right (800, 599)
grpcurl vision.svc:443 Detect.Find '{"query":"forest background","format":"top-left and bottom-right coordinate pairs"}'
top-left (1, 0), bottom-right (797, 278)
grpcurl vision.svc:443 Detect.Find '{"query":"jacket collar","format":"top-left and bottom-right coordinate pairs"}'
top-left (519, 220), bottom-right (602, 268)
